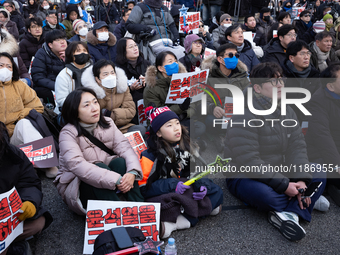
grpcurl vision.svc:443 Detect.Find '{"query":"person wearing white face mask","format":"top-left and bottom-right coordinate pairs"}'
top-left (36, 0), bottom-right (51, 22)
top-left (212, 13), bottom-right (233, 49)
top-left (68, 19), bottom-right (88, 43)
top-left (83, 59), bottom-right (146, 135)
top-left (87, 21), bottom-right (117, 64)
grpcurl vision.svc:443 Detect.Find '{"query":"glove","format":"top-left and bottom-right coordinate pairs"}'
top-left (175, 181), bottom-right (190, 195)
top-left (179, 97), bottom-right (191, 111)
top-left (18, 201), bottom-right (36, 221)
top-left (174, 39), bottom-right (181, 46)
top-left (102, 108), bottom-right (112, 117)
top-left (192, 186), bottom-right (207, 200)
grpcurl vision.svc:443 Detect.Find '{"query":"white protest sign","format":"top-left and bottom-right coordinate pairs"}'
top-left (0, 187), bottom-right (24, 253)
top-left (137, 99), bottom-right (147, 127)
top-left (83, 201), bottom-right (161, 254)
top-left (204, 48), bottom-right (216, 59)
top-left (162, 0), bottom-right (171, 9)
top-left (292, 6), bottom-right (305, 20)
top-left (165, 69), bottom-right (209, 104)
top-left (124, 131), bottom-right (147, 159)
top-left (179, 12), bottom-right (200, 34)
top-left (243, 31), bottom-right (253, 44)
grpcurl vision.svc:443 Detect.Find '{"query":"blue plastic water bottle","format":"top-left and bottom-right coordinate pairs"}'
top-left (164, 238), bottom-right (177, 255)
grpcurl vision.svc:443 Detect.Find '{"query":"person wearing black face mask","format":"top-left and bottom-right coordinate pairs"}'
top-left (55, 41), bottom-right (104, 113)
top-left (256, 7), bottom-right (275, 45)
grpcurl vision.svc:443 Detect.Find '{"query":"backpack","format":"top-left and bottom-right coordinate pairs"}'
top-left (92, 227), bottom-right (153, 255)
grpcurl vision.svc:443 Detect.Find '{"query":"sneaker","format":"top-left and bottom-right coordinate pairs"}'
top-left (7, 240), bottom-right (32, 255)
top-left (268, 211), bottom-right (306, 241)
top-left (313, 195), bottom-right (330, 212)
top-left (210, 205), bottom-right (222, 216)
top-left (44, 166), bottom-right (58, 179)
top-left (160, 221), bottom-right (177, 239)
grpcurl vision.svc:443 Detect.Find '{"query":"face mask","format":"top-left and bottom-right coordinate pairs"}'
top-left (264, 16), bottom-right (270, 22)
top-left (224, 56), bottom-right (238, 70)
top-left (79, 27), bottom-right (88, 37)
top-left (0, 68), bottom-right (13, 82)
top-left (97, 31), bottom-right (109, 42)
top-left (223, 23), bottom-right (232, 28)
top-left (101, 75), bottom-right (117, 88)
top-left (164, 62), bottom-right (179, 76)
top-left (74, 53), bottom-right (90, 65)
top-left (43, 5), bottom-right (49, 10)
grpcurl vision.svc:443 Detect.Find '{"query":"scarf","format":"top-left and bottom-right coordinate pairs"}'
top-left (254, 92), bottom-right (281, 116)
top-left (286, 60), bottom-right (311, 78)
top-left (188, 54), bottom-right (202, 72)
top-left (304, 21), bottom-right (313, 30)
top-left (128, 59), bottom-right (138, 69)
top-left (65, 62), bottom-right (92, 89)
top-left (237, 43), bottom-right (244, 52)
top-left (326, 23), bottom-right (334, 31)
top-left (313, 42), bottom-right (329, 72)
top-left (79, 122), bottom-right (98, 134)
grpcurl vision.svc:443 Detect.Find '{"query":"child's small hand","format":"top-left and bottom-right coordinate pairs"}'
top-left (117, 173), bottom-right (135, 193)
top-left (175, 181), bottom-right (190, 195)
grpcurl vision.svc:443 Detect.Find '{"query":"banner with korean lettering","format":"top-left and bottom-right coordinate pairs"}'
top-left (83, 201), bottom-right (161, 254)
top-left (0, 187), bottom-right (24, 253)
top-left (221, 97), bottom-right (233, 129)
top-left (18, 136), bottom-right (58, 168)
top-left (179, 12), bottom-right (200, 34)
top-left (204, 48), bottom-right (216, 59)
top-left (165, 69), bottom-right (209, 104)
top-left (124, 131), bottom-right (147, 159)
top-left (292, 6), bottom-right (305, 19)
top-left (162, 0), bottom-right (171, 9)
top-left (137, 99), bottom-right (147, 127)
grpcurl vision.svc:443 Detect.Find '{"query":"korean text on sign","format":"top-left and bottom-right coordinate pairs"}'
top-left (179, 12), bottom-right (200, 34)
top-left (83, 201), bottom-right (161, 254)
top-left (124, 131), bottom-right (147, 158)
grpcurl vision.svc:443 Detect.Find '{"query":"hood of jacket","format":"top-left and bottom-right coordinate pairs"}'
top-left (0, 8), bottom-right (10, 23)
top-left (0, 30), bottom-right (18, 56)
top-left (42, 42), bottom-right (60, 60)
top-left (86, 30), bottom-right (116, 47)
top-left (201, 55), bottom-right (248, 74)
top-left (145, 62), bottom-right (187, 88)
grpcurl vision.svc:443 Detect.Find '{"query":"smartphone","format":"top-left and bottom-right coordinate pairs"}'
top-left (304, 181), bottom-right (322, 197)
top-left (111, 227), bottom-right (133, 249)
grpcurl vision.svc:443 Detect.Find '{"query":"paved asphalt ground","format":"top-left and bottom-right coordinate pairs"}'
top-left (28, 144), bottom-right (340, 255)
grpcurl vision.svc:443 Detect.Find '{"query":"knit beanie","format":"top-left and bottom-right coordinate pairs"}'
top-left (145, 106), bottom-right (179, 133)
top-left (184, 34), bottom-right (204, 54)
top-left (323, 13), bottom-right (333, 22)
top-left (313, 20), bottom-right (326, 33)
top-left (220, 13), bottom-right (232, 24)
top-left (72, 19), bottom-right (83, 31)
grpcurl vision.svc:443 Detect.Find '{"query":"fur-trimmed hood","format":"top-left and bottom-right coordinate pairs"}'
top-left (86, 30), bottom-right (116, 47)
top-left (0, 30), bottom-right (19, 56)
top-left (201, 55), bottom-right (248, 73)
top-left (0, 8), bottom-right (10, 23)
top-left (145, 62), bottom-right (187, 88)
top-left (81, 66), bottom-right (128, 96)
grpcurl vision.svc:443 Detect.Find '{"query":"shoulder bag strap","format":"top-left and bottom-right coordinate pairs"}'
top-left (82, 128), bottom-right (115, 156)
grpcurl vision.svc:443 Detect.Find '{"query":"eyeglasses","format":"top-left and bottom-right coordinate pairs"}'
top-left (222, 52), bottom-right (240, 58)
top-left (192, 41), bottom-right (203, 45)
top-left (3, 4), bottom-right (12, 8)
top-left (225, 18), bottom-right (233, 21)
top-left (199, 25), bottom-right (204, 28)
top-left (303, 14), bottom-right (311, 17)
top-left (286, 33), bottom-right (297, 38)
top-left (298, 51), bottom-right (312, 57)
top-left (264, 77), bottom-right (286, 86)
top-left (127, 44), bottom-right (138, 49)
top-left (30, 25), bottom-right (41, 30)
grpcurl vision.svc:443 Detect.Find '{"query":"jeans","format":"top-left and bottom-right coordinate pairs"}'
top-left (202, 4), bottom-right (221, 26)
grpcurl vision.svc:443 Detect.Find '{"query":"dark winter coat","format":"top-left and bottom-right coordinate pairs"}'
top-left (202, 0), bottom-right (223, 5)
top-left (0, 125), bottom-right (53, 228)
top-left (19, 32), bottom-right (45, 70)
top-left (294, 19), bottom-right (312, 39)
top-left (236, 39), bottom-right (260, 72)
top-left (96, 3), bottom-right (120, 24)
top-left (42, 19), bottom-right (66, 33)
top-left (31, 43), bottom-right (65, 91)
top-left (301, 26), bottom-right (316, 45)
top-left (23, 3), bottom-right (39, 19)
top-left (67, 34), bottom-right (81, 43)
top-left (224, 90), bottom-right (312, 194)
top-left (305, 86), bottom-right (340, 166)
top-left (309, 41), bottom-right (339, 72)
top-left (261, 38), bottom-right (286, 66)
top-left (86, 30), bottom-right (117, 63)
top-left (9, 10), bottom-right (25, 34)
top-left (113, 19), bottom-right (127, 42)
top-left (4, 20), bottom-right (19, 41)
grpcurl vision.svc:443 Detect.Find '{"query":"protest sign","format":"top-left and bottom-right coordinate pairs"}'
top-left (162, 0), bottom-right (171, 9)
top-left (165, 69), bottom-right (209, 104)
top-left (292, 6), bottom-right (306, 19)
top-left (243, 31), bottom-right (253, 44)
top-left (221, 97), bottom-right (233, 129)
top-left (137, 99), bottom-right (147, 127)
top-left (0, 187), bottom-right (23, 253)
top-left (18, 136), bottom-right (58, 168)
top-left (204, 48), bottom-right (216, 59)
top-left (179, 12), bottom-right (200, 34)
top-left (83, 201), bottom-right (161, 254)
top-left (124, 131), bottom-right (147, 158)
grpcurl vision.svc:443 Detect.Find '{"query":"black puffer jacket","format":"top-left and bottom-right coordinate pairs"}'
top-left (261, 38), bottom-right (286, 66)
top-left (9, 10), bottom-right (25, 34)
top-left (96, 3), bottom-right (120, 24)
top-left (224, 90), bottom-right (312, 194)
top-left (19, 32), bottom-right (45, 70)
top-left (0, 123), bottom-right (52, 228)
top-left (305, 86), bottom-right (340, 166)
top-left (31, 43), bottom-right (65, 91)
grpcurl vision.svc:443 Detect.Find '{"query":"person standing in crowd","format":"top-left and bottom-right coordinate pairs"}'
top-left (36, 0), bottom-right (50, 21)
top-left (0, 8), bottom-right (19, 41)
top-left (282, 40), bottom-right (321, 123)
top-left (294, 10), bottom-right (313, 39)
top-left (3, 0), bottom-right (25, 35)
top-left (225, 62), bottom-right (329, 242)
top-left (305, 63), bottom-right (340, 206)
top-left (256, 7), bottom-right (274, 45)
top-left (115, 37), bottom-right (150, 125)
top-left (243, 14), bottom-right (266, 47)
top-left (55, 41), bottom-right (94, 110)
top-left (301, 20), bottom-right (325, 44)
top-left (23, 0), bottom-right (39, 19)
top-left (54, 87), bottom-right (144, 215)
top-left (225, 24), bottom-right (260, 72)
top-left (212, 13), bottom-right (232, 49)
top-left (262, 24), bottom-right (297, 66)
top-left (68, 19), bottom-right (88, 43)
top-left (113, 6), bottom-right (131, 42)
top-left (62, 4), bottom-right (81, 39)
top-left (87, 21), bottom-right (117, 63)
top-left (19, 17), bottom-right (44, 70)
top-left (0, 121), bottom-right (53, 255)
top-left (202, 0), bottom-right (223, 26)
top-left (95, 0), bottom-right (120, 26)
top-left (180, 34), bottom-right (205, 72)
top-left (31, 29), bottom-right (67, 107)
top-left (42, 9), bottom-right (66, 33)
top-left (310, 31), bottom-right (339, 72)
